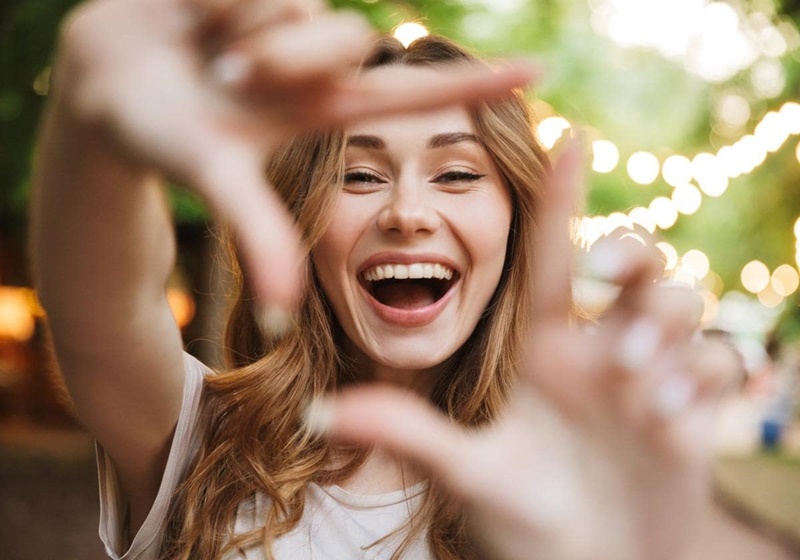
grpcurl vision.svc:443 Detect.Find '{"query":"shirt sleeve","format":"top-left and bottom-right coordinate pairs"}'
top-left (96, 352), bottom-right (210, 560)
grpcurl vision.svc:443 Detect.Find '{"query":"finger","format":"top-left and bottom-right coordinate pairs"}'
top-left (529, 136), bottom-right (585, 323)
top-left (304, 385), bottom-right (474, 494)
top-left (518, 327), bottom-right (604, 421)
top-left (618, 335), bottom-right (736, 437)
top-left (519, 141), bottom-right (598, 420)
top-left (226, 12), bottom-right (373, 87)
top-left (194, 0), bottom-right (321, 37)
top-left (640, 338), bottom-right (739, 465)
top-left (321, 61), bottom-right (542, 124)
top-left (610, 283), bottom-right (703, 378)
top-left (189, 141), bottom-right (305, 315)
top-left (222, 0), bottom-right (322, 39)
top-left (577, 237), bottom-right (663, 318)
top-left (685, 337), bottom-right (740, 400)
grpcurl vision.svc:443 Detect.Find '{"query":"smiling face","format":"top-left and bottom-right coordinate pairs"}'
top-left (312, 99), bottom-right (512, 386)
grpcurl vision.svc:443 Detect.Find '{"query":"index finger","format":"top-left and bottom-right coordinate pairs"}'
top-left (322, 60), bottom-right (542, 124)
top-left (529, 137), bottom-right (586, 325)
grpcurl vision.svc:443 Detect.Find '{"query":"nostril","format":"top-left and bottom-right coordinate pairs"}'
top-left (377, 204), bottom-right (441, 236)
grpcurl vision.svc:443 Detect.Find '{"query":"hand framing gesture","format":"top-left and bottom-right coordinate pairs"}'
top-left (51, 0), bottom-right (537, 311)
top-left (311, 141), bottom-right (737, 560)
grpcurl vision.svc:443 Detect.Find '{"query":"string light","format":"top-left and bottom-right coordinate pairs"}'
top-left (672, 183), bottom-right (702, 215)
top-left (592, 140), bottom-right (619, 173)
top-left (681, 249), bottom-right (711, 279)
top-left (627, 151), bottom-right (660, 185)
top-left (741, 260), bottom-right (770, 293)
top-left (564, 95), bottom-right (800, 253)
top-left (393, 22), bottom-right (429, 47)
top-left (536, 116), bottom-right (571, 149)
top-left (662, 155), bottom-right (693, 187)
top-left (757, 285), bottom-right (784, 308)
top-left (648, 197), bottom-right (678, 229)
top-left (771, 264), bottom-right (799, 296)
top-left (655, 241), bottom-right (678, 271)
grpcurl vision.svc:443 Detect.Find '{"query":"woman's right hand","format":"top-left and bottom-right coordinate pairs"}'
top-left (53, 0), bottom-right (538, 313)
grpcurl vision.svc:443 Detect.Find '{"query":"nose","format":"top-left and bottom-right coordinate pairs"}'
top-left (376, 182), bottom-right (441, 237)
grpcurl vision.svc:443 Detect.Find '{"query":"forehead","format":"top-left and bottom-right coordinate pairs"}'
top-left (345, 107), bottom-right (478, 158)
top-left (347, 106), bottom-right (474, 139)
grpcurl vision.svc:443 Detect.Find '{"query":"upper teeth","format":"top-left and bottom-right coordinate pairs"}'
top-left (363, 263), bottom-right (454, 282)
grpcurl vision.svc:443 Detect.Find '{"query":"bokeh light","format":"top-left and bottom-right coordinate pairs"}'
top-left (741, 260), bottom-right (770, 293)
top-left (656, 241), bottom-right (679, 271)
top-left (167, 288), bottom-right (196, 329)
top-left (393, 22), bottom-right (429, 47)
top-left (0, 287), bottom-right (36, 342)
top-left (716, 93), bottom-right (750, 127)
top-left (649, 196), bottom-right (678, 229)
top-left (592, 139), bottom-right (620, 173)
top-left (771, 264), bottom-right (799, 297)
top-left (753, 110), bottom-right (789, 152)
top-left (536, 116), bottom-right (571, 150)
top-left (782, 101), bottom-right (800, 134)
top-left (627, 151), bottom-right (660, 185)
top-left (692, 152), bottom-right (728, 197)
top-left (628, 206), bottom-right (656, 233)
top-left (757, 285), bottom-right (784, 308)
top-left (681, 249), bottom-right (710, 279)
top-left (662, 154), bottom-right (693, 187)
top-left (672, 183), bottom-right (702, 215)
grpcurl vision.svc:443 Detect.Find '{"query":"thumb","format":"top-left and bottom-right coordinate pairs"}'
top-left (306, 385), bottom-right (474, 493)
top-left (190, 142), bottom-right (305, 317)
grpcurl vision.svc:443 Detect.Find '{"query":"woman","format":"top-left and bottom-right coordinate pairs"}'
top-left (30, 0), bottom-right (735, 558)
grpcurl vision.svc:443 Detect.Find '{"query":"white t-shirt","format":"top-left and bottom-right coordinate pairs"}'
top-left (96, 353), bottom-right (433, 560)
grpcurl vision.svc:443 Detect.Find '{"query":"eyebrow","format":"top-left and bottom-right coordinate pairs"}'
top-left (345, 132), bottom-right (481, 151)
top-left (428, 132), bottom-right (481, 149)
top-left (346, 135), bottom-right (385, 150)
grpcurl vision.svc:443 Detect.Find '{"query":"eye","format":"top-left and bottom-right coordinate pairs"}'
top-left (433, 170), bottom-right (486, 183)
top-left (344, 170), bottom-right (386, 185)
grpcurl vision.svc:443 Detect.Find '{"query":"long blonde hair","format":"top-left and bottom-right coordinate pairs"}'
top-left (160, 35), bottom-right (549, 560)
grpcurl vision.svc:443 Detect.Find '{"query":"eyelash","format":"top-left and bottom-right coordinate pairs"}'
top-left (344, 171), bottom-right (385, 184)
top-left (435, 170), bottom-right (485, 183)
top-left (343, 170), bottom-right (485, 185)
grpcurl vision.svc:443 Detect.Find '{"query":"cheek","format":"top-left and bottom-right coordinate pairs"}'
top-left (312, 198), bottom-right (368, 292)
top-left (462, 194), bottom-right (513, 279)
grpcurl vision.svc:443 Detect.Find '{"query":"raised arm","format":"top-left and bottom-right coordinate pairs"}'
top-left (29, 8), bottom-right (207, 532)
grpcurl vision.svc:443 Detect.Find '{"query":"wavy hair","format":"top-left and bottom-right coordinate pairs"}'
top-left (160, 35), bottom-right (549, 560)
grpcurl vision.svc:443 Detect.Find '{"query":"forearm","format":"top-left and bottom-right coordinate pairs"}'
top-left (30, 96), bottom-right (177, 361)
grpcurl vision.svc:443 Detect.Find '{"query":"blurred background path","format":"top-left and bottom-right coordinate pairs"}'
top-left (1, 419), bottom-right (799, 560)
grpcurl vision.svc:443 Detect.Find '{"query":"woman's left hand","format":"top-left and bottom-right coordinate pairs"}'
top-left (307, 140), bottom-right (737, 560)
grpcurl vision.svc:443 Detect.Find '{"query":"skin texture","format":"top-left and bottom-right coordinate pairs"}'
top-left (313, 104), bottom-right (511, 388)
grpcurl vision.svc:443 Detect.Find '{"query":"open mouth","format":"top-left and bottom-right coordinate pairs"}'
top-left (360, 263), bottom-right (459, 310)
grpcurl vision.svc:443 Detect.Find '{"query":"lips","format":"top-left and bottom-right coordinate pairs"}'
top-left (357, 254), bottom-right (461, 326)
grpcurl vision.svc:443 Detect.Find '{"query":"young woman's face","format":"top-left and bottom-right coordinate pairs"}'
top-left (313, 88), bottom-right (512, 383)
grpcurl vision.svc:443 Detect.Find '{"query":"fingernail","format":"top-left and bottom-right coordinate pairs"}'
top-left (653, 375), bottom-right (696, 418)
top-left (209, 51), bottom-right (252, 87)
top-left (302, 397), bottom-right (336, 435)
top-left (580, 241), bottom-right (627, 282)
top-left (257, 304), bottom-right (292, 338)
top-left (617, 319), bottom-right (662, 373)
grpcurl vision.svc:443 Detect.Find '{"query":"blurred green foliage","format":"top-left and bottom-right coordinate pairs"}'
top-left (2, 0), bottom-right (800, 326)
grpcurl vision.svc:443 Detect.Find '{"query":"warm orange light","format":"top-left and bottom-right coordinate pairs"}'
top-left (167, 288), bottom-right (196, 329)
top-left (0, 287), bottom-right (36, 342)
